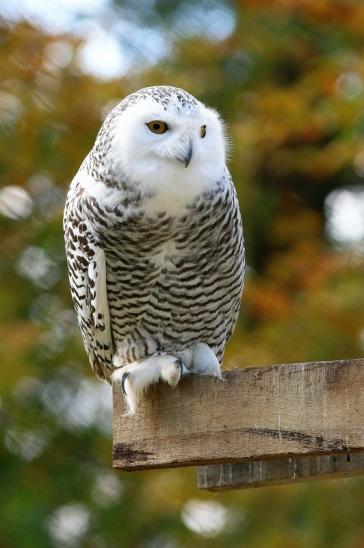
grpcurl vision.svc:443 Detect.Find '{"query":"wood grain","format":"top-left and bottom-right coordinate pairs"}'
top-left (113, 358), bottom-right (364, 471)
top-left (198, 453), bottom-right (364, 491)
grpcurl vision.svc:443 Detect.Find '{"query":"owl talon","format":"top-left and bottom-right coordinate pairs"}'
top-left (173, 358), bottom-right (183, 375)
top-left (121, 372), bottom-right (130, 396)
top-left (177, 359), bottom-right (189, 377)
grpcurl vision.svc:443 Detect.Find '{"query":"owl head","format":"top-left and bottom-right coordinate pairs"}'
top-left (102, 86), bottom-right (227, 194)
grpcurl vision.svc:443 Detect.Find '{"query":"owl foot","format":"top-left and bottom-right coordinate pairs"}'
top-left (112, 355), bottom-right (187, 416)
top-left (175, 342), bottom-right (222, 378)
top-left (191, 342), bottom-right (222, 377)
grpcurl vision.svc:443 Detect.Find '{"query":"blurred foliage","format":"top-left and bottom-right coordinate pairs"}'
top-left (1, 1), bottom-right (364, 546)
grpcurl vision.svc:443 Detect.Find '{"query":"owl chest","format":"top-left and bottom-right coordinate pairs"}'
top-left (115, 208), bottom-right (223, 250)
top-left (104, 214), bottom-right (222, 288)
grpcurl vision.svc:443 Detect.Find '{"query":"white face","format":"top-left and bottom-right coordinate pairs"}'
top-left (112, 98), bottom-right (227, 195)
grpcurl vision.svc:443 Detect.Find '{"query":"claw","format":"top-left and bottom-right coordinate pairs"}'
top-left (174, 358), bottom-right (188, 377)
top-left (121, 371), bottom-right (130, 395)
top-left (174, 358), bottom-right (183, 379)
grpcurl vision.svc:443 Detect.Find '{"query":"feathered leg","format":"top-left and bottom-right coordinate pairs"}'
top-left (112, 355), bottom-right (187, 415)
top-left (175, 342), bottom-right (222, 378)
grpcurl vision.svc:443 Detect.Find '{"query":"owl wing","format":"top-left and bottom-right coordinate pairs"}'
top-left (64, 184), bottom-right (114, 382)
top-left (225, 178), bottom-right (245, 339)
top-left (202, 173), bottom-right (245, 362)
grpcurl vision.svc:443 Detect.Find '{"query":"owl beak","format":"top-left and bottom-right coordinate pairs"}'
top-left (175, 137), bottom-right (193, 168)
top-left (183, 141), bottom-right (193, 168)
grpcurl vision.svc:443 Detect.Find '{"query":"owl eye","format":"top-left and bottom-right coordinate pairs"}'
top-left (146, 120), bottom-right (168, 134)
top-left (200, 125), bottom-right (206, 138)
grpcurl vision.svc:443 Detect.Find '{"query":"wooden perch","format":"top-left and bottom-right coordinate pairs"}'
top-left (198, 452), bottom-right (364, 491)
top-left (113, 358), bottom-right (364, 489)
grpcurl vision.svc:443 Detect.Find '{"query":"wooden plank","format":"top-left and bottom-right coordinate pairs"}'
top-left (198, 453), bottom-right (364, 491)
top-left (112, 358), bottom-right (364, 471)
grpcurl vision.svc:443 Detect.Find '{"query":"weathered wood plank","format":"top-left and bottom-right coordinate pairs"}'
top-left (113, 358), bottom-right (364, 470)
top-left (198, 453), bottom-right (364, 491)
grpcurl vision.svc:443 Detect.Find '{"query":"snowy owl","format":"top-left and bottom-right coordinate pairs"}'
top-left (64, 86), bottom-right (245, 415)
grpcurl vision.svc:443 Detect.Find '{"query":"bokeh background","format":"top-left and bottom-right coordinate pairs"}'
top-left (1, 0), bottom-right (364, 546)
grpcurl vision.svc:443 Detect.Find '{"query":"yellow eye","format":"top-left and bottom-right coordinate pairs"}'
top-left (146, 120), bottom-right (168, 134)
top-left (200, 125), bottom-right (206, 138)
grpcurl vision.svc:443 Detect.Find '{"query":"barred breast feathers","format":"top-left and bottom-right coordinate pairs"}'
top-left (65, 166), bottom-right (243, 381)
